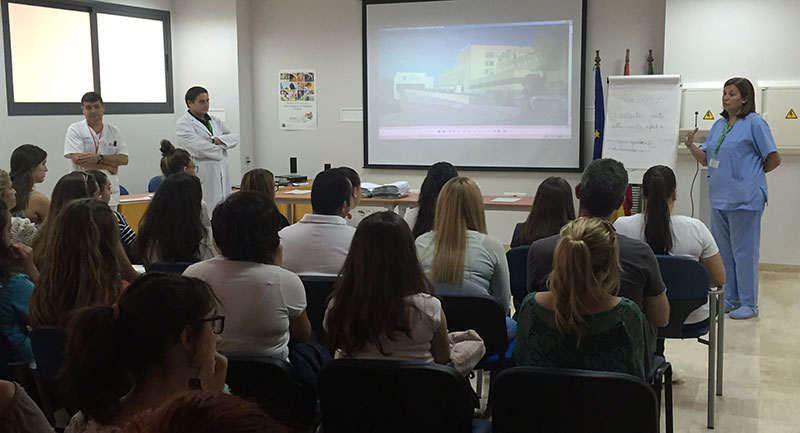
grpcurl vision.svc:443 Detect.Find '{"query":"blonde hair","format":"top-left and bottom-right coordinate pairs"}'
top-left (430, 177), bottom-right (486, 283)
top-left (547, 217), bottom-right (621, 341)
top-left (0, 169), bottom-right (10, 194)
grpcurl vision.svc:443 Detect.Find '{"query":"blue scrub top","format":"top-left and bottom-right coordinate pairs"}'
top-left (700, 113), bottom-right (777, 211)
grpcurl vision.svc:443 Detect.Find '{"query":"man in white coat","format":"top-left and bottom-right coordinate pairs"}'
top-left (64, 91), bottom-right (129, 209)
top-left (175, 86), bottom-right (239, 214)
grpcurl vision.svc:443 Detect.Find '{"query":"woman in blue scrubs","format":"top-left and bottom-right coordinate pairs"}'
top-left (684, 77), bottom-right (782, 319)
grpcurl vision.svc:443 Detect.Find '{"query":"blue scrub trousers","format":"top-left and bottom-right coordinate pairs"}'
top-left (710, 208), bottom-right (763, 309)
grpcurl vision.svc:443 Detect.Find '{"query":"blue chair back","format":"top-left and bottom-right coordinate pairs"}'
top-left (119, 185), bottom-right (129, 196)
top-left (490, 366), bottom-right (659, 433)
top-left (506, 245), bottom-right (530, 311)
top-left (318, 359), bottom-right (484, 433)
top-left (656, 255), bottom-right (711, 338)
top-left (147, 175), bottom-right (164, 193)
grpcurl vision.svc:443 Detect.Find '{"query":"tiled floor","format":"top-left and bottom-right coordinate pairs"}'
top-left (661, 267), bottom-right (800, 432)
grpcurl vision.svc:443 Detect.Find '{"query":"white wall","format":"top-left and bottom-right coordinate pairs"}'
top-left (0, 0), bottom-right (245, 197)
top-left (248, 0), bottom-right (667, 244)
top-left (665, 0), bottom-right (800, 265)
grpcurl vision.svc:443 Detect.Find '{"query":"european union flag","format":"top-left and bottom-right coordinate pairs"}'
top-left (592, 65), bottom-right (604, 160)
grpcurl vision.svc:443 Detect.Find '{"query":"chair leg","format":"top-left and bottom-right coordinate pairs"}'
top-left (665, 364), bottom-right (673, 433)
top-left (707, 294), bottom-right (717, 429)
top-left (476, 370), bottom-right (484, 398)
top-left (716, 291), bottom-right (724, 397)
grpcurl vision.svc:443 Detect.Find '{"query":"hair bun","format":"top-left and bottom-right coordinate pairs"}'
top-left (159, 139), bottom-right (176, 157)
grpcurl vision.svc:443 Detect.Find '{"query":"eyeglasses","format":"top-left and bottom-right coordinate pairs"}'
top-left (202, 315), bottom-right (225, 334)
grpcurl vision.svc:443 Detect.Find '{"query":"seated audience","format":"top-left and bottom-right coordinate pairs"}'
top-left (325, 211), bottom-right (484, 375)
top-left (0, 169), bottom-right (36, 246)
top-left (0, 201), bottom-right (38, 361)
top-left (510, 176), bottom-right (575, 247)
top-left (60, 273), bottom-right (227, 433)
top-left (240, 168), bottom-right (290, 228)
top-left (32, 172), bottom-right (138, 282)
top-left (514, 217), bottom-right (648, 380)
top-left (614, 165), bottom-right (725, 324)
top-left (125, 392), bottom-right (289, 433)
top-left (135, 173), bottom-right (216, 268)
top-left (9, 144), bottom-right (49, 224)
top-left (88, 170), bottom-right (137, 258)
top-left (0, 379), bottom-right (53, 433)
top-left (415, 177), bottom-right (511, 315)
top-left (29, 199), bottom-right (123, 327)
top-left (405, 161), bottom-right (458, 238)
top-left (184, 192), bottom-right (311, 360)
top-left (527, 158), bottom-right (669, 332)
top-left (279, 169), bottom-right (355, 276)
top-left (334, 167), bottom-right (362, 224)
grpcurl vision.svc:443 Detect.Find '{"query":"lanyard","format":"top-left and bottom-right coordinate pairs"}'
top-left (715, 119), bottom-right (736, 155)
top-left (87, 124), bottom-right (103, 153)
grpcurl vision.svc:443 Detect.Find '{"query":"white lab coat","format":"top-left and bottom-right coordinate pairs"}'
top-left (175, 112), bottom-right (239, 215)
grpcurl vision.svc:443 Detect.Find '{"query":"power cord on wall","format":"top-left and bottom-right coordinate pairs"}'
top-left (689, 160), bottom-right (699, 218)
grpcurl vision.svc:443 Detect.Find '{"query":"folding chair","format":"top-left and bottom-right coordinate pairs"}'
top-left (490, 366), bottom-right (659, 433)
top-left (437, 289), bottom-right (512, 398)
top-left (318, 359), bottom-right (490, 433)
top-left (656, 255), bottom-right (724, 429)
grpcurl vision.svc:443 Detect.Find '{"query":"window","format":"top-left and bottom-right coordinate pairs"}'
top-left (2, 0), bottom-right (173, 115)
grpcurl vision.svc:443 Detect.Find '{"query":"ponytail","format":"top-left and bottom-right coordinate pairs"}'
top-left (61, 305), bottom-right (128, 425)
top-left (642, 165), bottom-right (676, 255)
top-left (546, 218), bottom-right (621, 345)
top-left (61, 273), bottom-right (218, 425)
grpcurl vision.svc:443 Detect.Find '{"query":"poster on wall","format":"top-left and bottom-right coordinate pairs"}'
top-left (279, 70), bottom-right (317, 130)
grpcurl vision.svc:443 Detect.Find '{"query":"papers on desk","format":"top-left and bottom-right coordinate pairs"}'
top-left (119, 194), bottom-right (153, 203)
top-left (284, 189), bottom-right (311, 195)
top-left (362, 181), bottom-right (410, 198)
top-left (490, 197), bottom-right (521, 203)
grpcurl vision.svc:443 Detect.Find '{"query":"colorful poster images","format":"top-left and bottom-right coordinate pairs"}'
top-left (279, 70), bottom-right (317, 130)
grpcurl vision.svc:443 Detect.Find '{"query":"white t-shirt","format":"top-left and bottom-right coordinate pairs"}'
top-left (64, 120), bottom-right (129, 207)
top-left (279, 214), bottom-right (356, 276)
top-left (183, 256), bottom-right (307, 361)
top-left (613, 214), bottom-right (718, 260)
top-left (403, 207), bottom-right (420, 232)
top-left (415, 230), bottom-right (511, 315)
top-left (324, 293), bottom-right (441, 362)
top-left (614, 213), bottom-right (719, 324)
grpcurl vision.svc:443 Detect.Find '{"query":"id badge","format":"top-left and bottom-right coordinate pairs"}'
top-left (709, 159), bottom-right (720, 169)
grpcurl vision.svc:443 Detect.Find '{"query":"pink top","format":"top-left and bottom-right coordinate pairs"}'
top-left (324, 293), bottom-right (441, 362)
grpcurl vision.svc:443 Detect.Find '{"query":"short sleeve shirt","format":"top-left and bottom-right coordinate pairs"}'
top-left (183, 256), bottom-right (307, 361)
top-left (64, 120), bottom-right (129, 206)
top-left (699, 113), bottom-right (777, 211)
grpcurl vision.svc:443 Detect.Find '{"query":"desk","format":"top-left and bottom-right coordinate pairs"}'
top-left (118, 193), bottom-right (153, 232)
top-left (274, 188), bottom-right (532, 223)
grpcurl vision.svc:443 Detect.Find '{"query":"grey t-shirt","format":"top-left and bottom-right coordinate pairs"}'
top-left (526, 233), bottom-right (666, 309)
